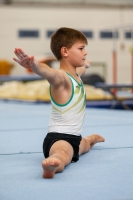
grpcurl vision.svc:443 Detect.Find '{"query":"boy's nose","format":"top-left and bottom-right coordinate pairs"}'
top-left (84, 50), bottom-right (87, 55)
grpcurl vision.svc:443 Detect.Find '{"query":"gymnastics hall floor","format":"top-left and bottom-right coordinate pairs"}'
top-left (0, 100), bottom-right (133, 200)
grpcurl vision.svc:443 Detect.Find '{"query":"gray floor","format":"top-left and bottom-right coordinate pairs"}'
top-left (0, 101), bottom-right (133, 200)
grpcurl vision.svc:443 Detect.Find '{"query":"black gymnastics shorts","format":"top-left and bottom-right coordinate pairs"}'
top-left (43, 132), bottom-right (82, 162)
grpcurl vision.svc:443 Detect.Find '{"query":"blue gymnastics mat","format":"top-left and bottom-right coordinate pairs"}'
top-left (0, 101), bottom-right (133, 200)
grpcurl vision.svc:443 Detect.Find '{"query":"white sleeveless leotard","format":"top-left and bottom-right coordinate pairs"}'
top-left (48, 73), bottom-right (86, 136)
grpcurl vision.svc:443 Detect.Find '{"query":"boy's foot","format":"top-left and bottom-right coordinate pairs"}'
top-left (88, 134), bottom-right (105, 148)
top-left (42, 157), bottom-right (61, 178)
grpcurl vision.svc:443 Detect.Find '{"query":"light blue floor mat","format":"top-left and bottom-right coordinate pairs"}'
top-left (0, 101), bottom-right (133, 200)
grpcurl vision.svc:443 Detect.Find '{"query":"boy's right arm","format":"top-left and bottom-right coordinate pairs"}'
top-left (13, 48), bottom-right (65, 87)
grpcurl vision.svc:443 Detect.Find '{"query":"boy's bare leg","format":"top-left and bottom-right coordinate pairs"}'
top-left (79, 134), bottom-right (105, 156)
top-left (42, 134), bottom-right (105, 178)
top-left (42, 140), bottom-right (73, 178)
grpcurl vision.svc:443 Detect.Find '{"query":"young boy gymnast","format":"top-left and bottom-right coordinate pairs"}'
top-left (13, 27), bottom-right (105, 179)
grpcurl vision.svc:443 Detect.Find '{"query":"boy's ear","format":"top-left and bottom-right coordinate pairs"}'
top-left (61, 47), bottom-right (68, 58)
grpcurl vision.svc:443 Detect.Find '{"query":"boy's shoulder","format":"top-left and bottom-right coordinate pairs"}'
top-left (51, 68), bottom-right (71, 87)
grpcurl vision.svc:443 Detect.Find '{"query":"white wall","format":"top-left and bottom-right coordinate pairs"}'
top-left (0, 5), bottom-right (133, 83)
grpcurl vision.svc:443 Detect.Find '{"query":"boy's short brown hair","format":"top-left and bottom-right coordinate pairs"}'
top-left (50, 27), bottom-right (88, 60)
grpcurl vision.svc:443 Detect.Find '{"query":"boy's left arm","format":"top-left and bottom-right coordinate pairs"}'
top-left (76, 61), bottom-right (91, 76)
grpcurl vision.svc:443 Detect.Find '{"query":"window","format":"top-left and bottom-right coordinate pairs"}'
top-left (18, 30), bottom-right (39, 38)
top-left (46, 30), bottom-right (54, 38)
top-left (81, 31), bottom-right (93, 38)
top-left (46, 30), bottom-right (93, 38)
top-left (125, 31), bottom-right (133, 39)
top-left (100, 31), bottom-right (119, 39)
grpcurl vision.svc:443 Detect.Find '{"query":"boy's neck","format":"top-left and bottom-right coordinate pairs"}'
top-left (60, 62), bottom-right (77, 78)
top-left (60, 65), bottom-right (81, 83)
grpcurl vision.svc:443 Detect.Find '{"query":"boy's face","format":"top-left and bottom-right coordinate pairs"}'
top-left (67, 41), bottom-right (87, 67)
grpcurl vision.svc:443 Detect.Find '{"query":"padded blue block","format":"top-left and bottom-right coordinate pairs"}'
top-left (0, 102), bottom-right (50, 131)
top-left (0, 125), bottom-right (133, 154)
top-left (84, 108), bottom-right (133, 127)
top-left (0, 102), bottom-right (133, 154)
top-left (0, 129), bottom-right (46, 154)
top-left (0, 117), bottom-right (49, 131)
top-left (0, 102), bottom-right (133, 200)
top-left (82, 125), bottom-right (133, 149)
top-left (0, 149), bottom-right (133, 200)
top-left (0, 102), bottom-right (133, 132)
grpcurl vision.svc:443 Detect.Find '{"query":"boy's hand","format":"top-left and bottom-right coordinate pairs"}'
top-left (13, 48), bottom-right (38, 69)
top-left (85, 60), bottom-right (91, 68)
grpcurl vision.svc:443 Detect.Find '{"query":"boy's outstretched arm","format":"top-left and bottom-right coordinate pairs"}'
top-left (76, 61), bottom-right (91, 76)
top-left (13, 48), bottom-right (64, 87)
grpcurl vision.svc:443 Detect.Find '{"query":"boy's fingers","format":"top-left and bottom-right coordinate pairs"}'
top-left (13, 58), bottom-right (21, 64)
top-left (19, 49), bottom-right (28, 58)
top-left (13, 48), bottom-right (34, 68)
top-left (14, 48), bottom-right (28, 60)
top-left (14, 51), bottom-right (23, 60)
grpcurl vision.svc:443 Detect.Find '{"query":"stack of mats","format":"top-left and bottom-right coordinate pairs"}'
top-left (0, 80), bottom-right (112, 101)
